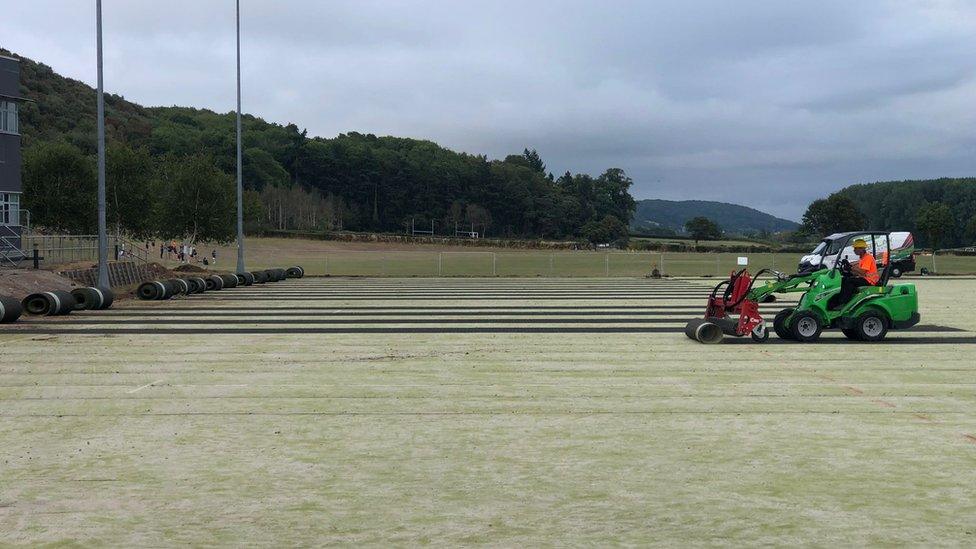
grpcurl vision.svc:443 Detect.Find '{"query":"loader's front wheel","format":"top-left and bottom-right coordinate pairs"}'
top-left (773, 308), bottom-right (795, 340)
top-left (791, 311), bottom-right (822, 343)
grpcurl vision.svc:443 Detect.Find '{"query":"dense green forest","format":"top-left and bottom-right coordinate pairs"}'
top-left (795, 179), bottom-right (976, 248)
top-left (8, 48), bottom-right (635, 243)
top-left (631, 199), bottom-right (798, 236)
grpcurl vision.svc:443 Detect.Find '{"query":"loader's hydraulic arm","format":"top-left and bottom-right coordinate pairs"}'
top-left (746, 270), bottom-right (821, 303)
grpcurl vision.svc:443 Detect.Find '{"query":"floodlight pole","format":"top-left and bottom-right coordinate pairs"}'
top-left (95, 0), bottom-right (109, 289)
top-left (235, 0), bottom-right (246, 274)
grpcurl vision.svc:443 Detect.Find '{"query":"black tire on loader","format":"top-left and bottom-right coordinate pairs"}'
top-left (773, 308), bottom-right (795, 340)
top-left (790, 311), bottom-right (823, 343)
top-left (854, 310), bottom-right (889, 342)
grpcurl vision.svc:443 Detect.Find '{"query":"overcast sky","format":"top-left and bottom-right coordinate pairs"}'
top-left (4, 1), bottom-right (976, 219)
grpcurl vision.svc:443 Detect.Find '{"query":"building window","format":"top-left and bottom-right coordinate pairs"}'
top-left (0, 101), bottom-right (18, 135)
top-left (1, 192), bottom-right (20, 226)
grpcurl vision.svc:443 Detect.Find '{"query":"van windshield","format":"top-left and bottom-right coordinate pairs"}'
top-left (824, 238), bottom-right (849, 256)
top-left (811, 241), bottom-right (826, 255)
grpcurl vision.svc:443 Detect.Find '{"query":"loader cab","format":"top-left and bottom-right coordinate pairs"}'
top-left (798, 231), bottom-right (915, 277)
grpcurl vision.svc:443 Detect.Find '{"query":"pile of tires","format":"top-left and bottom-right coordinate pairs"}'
top-left (22, 290), bottom-right (76, 316)
top-left (0, 295), bottom-right (23, 323)
top-left (70, 287), bottom-right (115, 311)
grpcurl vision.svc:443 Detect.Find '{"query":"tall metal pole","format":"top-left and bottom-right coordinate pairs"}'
top-left (235, 0), bottom-right (246, 274)
top-left (95, 0), bottom-right (109, 288)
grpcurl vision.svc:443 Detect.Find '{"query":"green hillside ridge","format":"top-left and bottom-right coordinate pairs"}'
top-left (632, 199), bottom-right (799, 235)
top-left (5, 47), bottom-right (635, 242)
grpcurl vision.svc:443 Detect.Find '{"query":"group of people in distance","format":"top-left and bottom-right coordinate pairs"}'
top-left (146, 241), bottom-right (218, 267)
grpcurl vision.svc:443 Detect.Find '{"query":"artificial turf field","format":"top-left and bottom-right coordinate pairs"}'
top-left (1, 277), bottom-right (975, 545)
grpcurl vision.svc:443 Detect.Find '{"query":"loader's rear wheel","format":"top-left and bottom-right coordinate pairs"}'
top-left (773, 308), bottom-right (795, 340)
top-left (855, 311), bottom-right (889, 342)
top-left (791, 311), bottom-right (822, 343)
top-left (751, 326), bottom-right (769, 342)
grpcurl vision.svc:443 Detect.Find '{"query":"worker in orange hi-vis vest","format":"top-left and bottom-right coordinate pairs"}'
top-left (830, 238), bottom-right (879, 310)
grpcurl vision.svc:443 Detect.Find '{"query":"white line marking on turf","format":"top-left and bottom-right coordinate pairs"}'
top-left (128, 379), bottom-right (163, 394)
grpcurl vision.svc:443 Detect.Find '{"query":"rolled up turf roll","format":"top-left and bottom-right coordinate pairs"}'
top-left (70, 287), bottom-right (115, 310)
top-left (252, 271), bottom-right (269, 284)
top-left (0, 295), bottom-right (23, 323)
top-left (189, 277), bottom-right (207, 294)
top-left (182, 278), bottom-right (199, 294)
top-left (137, 280), bottom-right (168, 300)
top-left (236, 272), bottom-right (255, 286)
top-left (167, 278), bottom-right (190, 296)
top-left (285, 266), bottom-right (304, 278)
top-left (219, 274), bottom-right (239, 288)
top-left (205, 275), bottom-right (225, 291)
top-left (22, 290), bottom-right (77, 316)
top-left (273, 268), bottom-right (288, 281)
top-left (684, 319), bottom-right (724, 344)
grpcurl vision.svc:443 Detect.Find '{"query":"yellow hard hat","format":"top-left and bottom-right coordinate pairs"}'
top-left (853, 238), bottom-right (868, 249)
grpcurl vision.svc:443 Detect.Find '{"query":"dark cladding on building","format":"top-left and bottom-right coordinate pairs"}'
top-left (0, 54), bottom-right (23, 250)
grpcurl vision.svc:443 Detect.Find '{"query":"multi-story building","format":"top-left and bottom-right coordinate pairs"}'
top-left (0, 54), bottom-right (23, 253)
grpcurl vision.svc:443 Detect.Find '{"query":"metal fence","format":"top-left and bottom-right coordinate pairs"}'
top-left (17, 235), bottom-right (151, 267)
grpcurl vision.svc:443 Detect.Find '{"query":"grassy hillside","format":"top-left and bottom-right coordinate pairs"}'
top-left (5, 47), bottom-right (634, 241)
top-left (631, 199), bottom-right (798, 235)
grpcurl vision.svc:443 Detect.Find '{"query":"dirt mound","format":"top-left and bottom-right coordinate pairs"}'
top-left (0, 269), bottom-right (79, 301)
top-left (173, 264), bottom-right (206, 273)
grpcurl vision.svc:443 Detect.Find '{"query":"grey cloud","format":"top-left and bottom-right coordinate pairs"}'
top-left (4, 0), bottom-right (976, 219)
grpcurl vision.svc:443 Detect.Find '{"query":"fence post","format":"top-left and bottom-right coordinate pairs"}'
top-left (549, 253), bottom-right (554, 278)
top-left (32, 245), bottom-right (39, 269)
top-left (605, 253), bottom-right (610, 277)
top-left (325, 255), bottom-right (329, 276)
top-left (438, 252), bottom-right (442, 276)
top-left (492, 253), bottom-right (497, 276)
top-left (381, 254), bottom-right (386, 277)
top-left (661, 252), bottom-right (665, 277)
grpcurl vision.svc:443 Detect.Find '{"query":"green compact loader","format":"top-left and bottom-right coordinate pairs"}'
top-left (685, 231), bottom-right (920, 343)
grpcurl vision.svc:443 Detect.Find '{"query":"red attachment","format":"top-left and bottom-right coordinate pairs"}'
top-left (703, 269), bottom-right (765, 337)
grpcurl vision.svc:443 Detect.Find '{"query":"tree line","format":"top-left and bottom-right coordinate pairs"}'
top-left (795, 178), bottom-right (976, 250)
top-left (14, 51), bottom-right (636, 245)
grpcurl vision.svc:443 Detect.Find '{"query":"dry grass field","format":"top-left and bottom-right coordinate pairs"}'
top-left (165, 237), bottom-right (976, 277)
top-left (2, 277), bottom-right (976, 545)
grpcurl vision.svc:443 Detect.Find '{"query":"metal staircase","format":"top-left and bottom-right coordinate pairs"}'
top-left (0, 217), bottom-right (27, 267)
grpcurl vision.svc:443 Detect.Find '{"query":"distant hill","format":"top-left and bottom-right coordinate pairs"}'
top-left (631, 199), bottom-right (799, 235)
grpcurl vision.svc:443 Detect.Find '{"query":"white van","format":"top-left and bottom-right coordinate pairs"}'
top-left (798, 231), bottom-right (916, 277)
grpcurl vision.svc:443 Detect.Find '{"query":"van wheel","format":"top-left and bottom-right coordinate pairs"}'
top-left (891, 266), bottom-right (902, 278)
top-left (791, 311), bottom-right (822, 343)
top-left (842, 328), bottom-right (862, 341)
top-left (855, 311), bottom-right (889, 342)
